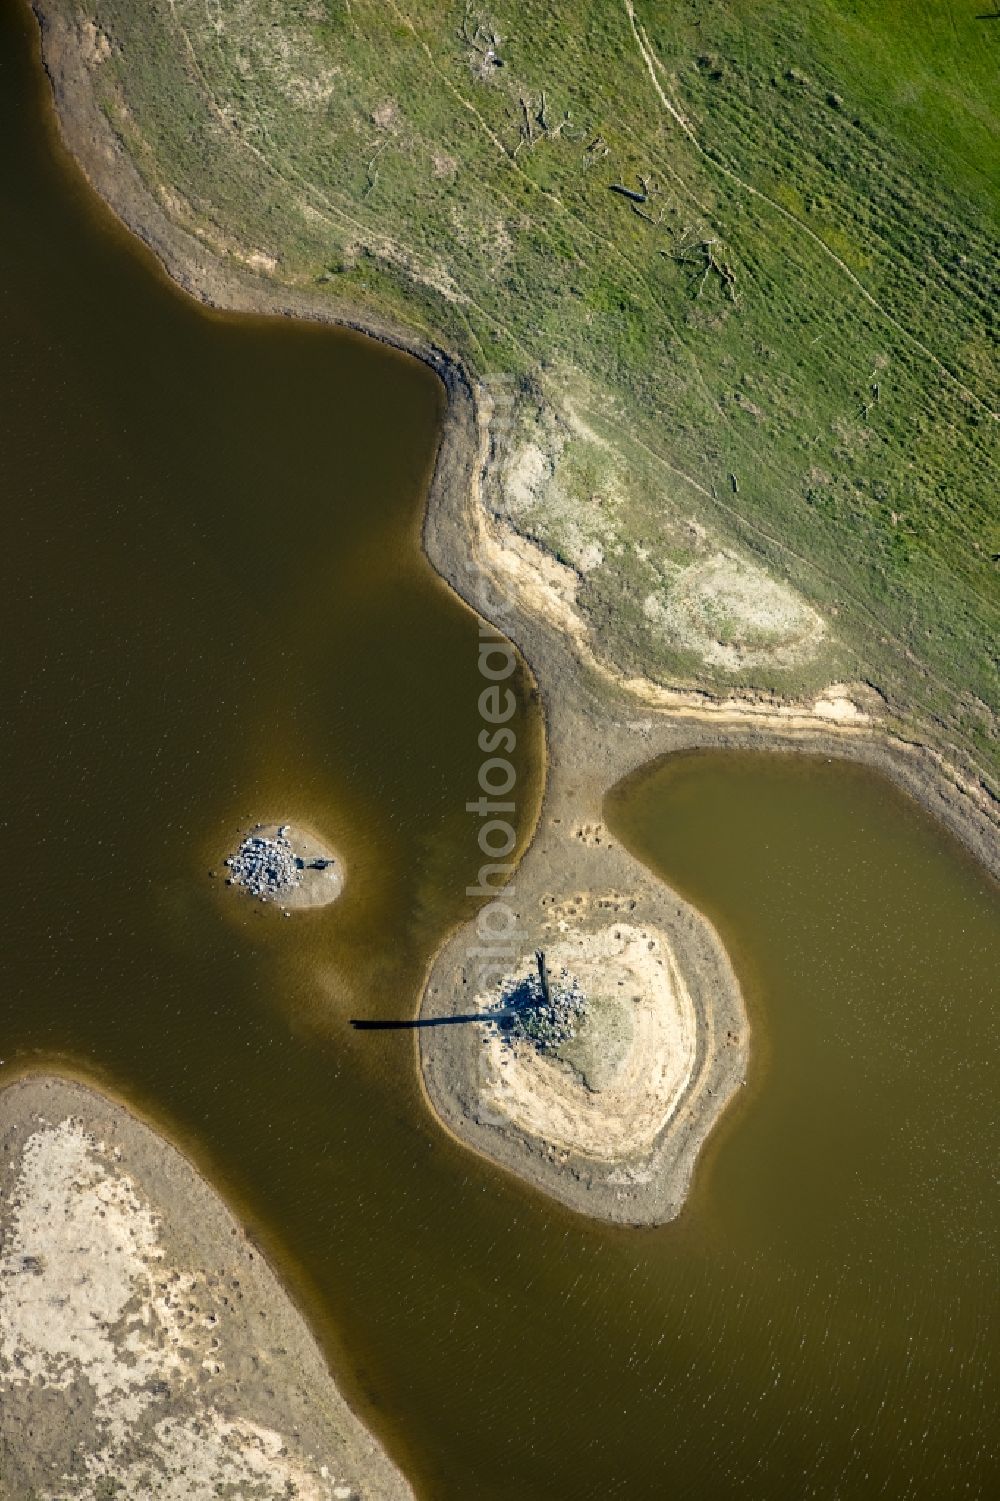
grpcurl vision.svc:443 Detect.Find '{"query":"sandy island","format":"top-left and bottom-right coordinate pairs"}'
top-left (29, 0), bottom-right (1000, 1224)
top-left (420, 821), bottom-right (747, 1225)
top-left (0, 1074), bottom-right (412, 1501)
top-left (221, 822), bottom-right (345, 911)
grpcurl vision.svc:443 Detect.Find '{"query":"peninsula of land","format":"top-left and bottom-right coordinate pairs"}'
top-left (416, 374), bottom-right (1000, 1224)
top-left (0, 1074), bottom-right (413, 1500)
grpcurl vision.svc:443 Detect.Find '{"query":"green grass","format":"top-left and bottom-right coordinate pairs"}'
top-left (68, 0), bottom-right (998, 785)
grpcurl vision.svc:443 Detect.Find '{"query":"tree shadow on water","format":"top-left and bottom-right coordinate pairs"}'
top-left (350, 976), bottom-right (538, 1032)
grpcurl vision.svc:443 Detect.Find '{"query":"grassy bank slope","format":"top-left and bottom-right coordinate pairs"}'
top-left (49, 0), bottom-right (998, 785)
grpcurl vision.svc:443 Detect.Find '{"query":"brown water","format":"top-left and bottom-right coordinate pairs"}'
top-left (3, 3), bottom-right (999, 1496)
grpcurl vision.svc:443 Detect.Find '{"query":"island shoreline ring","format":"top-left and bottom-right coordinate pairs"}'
top-left (19, 0), bottom-right (1000, 1225)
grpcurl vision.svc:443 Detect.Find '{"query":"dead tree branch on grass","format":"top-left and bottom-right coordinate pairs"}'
top-left (553, 107), bottom-right (587, 141)
top-left (661, 231), bottom-right (739, 303)
top-left (459, 4), bottom-right (504, 69)
top-left (582, 135), bottom-right (609, 168)
top-left (520, 95), bottom-right (535, 146)
top-left (515, 91), bottom-right (584, 154)
top-left (362, 137), bottom-right (389, 200)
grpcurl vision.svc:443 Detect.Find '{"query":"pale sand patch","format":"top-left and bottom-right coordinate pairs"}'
top-left (473, 496), bottom-right (869, 729)
top-left (79, 19), bottom-right (111, 65)
top-left (0, 1083), bottom-right (411, 1499)
top-left (643, 550), bottom-right (827, 670)
top-left (80, 1412), bottom-right (354, 1501)
top-left (812, 684), bottom-right (867, 722)
top-left (477, 924), bottom-right (698, 1163)
top-left (561, 394), bottom-right (615, 452)
top-left (366, 235), bottom-right (465, 305)
top-left (504, 440), bottom-right (556, 513)
top-left (241, 249), bottom-right (278, 273)
top-left (372, 99), bottom-right (399, 130)
top-left (0, 1118), bottom-right (178, 1427)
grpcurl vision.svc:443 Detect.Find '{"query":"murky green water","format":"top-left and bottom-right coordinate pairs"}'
top-left (3, 4), bottom-right (998, 1496)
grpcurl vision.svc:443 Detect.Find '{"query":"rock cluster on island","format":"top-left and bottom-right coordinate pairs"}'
top-left (487, 955), bottom-right (587, 1053)
top-left (222, 823), bottom-right (343, 911)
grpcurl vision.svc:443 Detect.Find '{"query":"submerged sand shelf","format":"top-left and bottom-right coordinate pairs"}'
top-left (0, 1075), bottom-right (412, 1501)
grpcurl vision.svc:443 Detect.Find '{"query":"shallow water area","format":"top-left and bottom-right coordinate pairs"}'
top-left (3, 2), bottom-right (1000, 1497)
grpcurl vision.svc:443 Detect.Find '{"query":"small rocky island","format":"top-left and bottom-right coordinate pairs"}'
top-left (223, 823), bottom-right (344, 910)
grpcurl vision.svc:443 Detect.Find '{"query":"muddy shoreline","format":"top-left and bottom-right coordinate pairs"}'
top-left (26, 0), bottom-right (1000, 1229)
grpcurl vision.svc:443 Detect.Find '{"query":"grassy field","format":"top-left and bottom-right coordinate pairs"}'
top-left (59, 0), bottom-right (997, 783)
